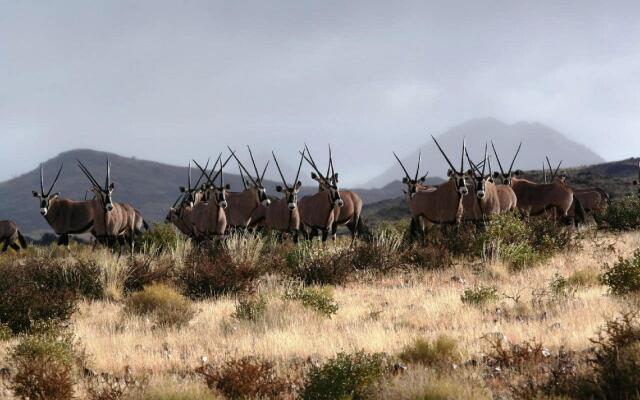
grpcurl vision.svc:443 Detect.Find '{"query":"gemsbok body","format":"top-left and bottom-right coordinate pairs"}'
top-left (166, 161), bottom-right (209, 237)
top-left (462, 145), bottom-right (500, 221)
top-left (226, 146), bottom-right (272, 230)
top-left (486, 157), bottom-right (517, 212)
top-left (298, 145), bottom-right (344, 242)
top-left (264, 151), bottom-right (304, 242)
top-left (395, 136), bottom-right (469, 240)
top-left (32, 163), bottom-right (96, 245)
top-left (0, 221), bottom-right (28, 252)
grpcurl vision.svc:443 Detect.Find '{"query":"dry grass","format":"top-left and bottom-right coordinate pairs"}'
top-left (0, 231), bottom-right (638, 398)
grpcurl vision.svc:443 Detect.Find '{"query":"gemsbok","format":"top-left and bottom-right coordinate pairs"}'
top-left (486, 157), bottom-right (517, 212)
top-left (190, 154), bottom-right (233, 240)
top-left (633, 161), bottom-right (640, 196)
top-left (298, 145), bottom-right (344, 242)
top-left (491, 145), bottom-right (585, 225)
top-left (32, 162), bottom-right (96, 245)
top-left (462, 145), bottom-right (500, 221)
top-left (77, 158), bottom-right (141, 249)
top-left (226, 146), bottom-right (272, 231)
top-left (166, 161), bottom-right (209, 237)
top-left (0, 221), bottom-right (28, 252)
top-left (396, 136), bottom-right (469, 240)
top-left (264, 151), bottom-right (304, 242)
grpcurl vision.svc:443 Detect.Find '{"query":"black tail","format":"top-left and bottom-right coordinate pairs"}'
top-left (143, 219), bottom-right (149, 231)
top-left (573, 195), bottom-right (586, 225)
top-left (17, 230), bottom-right (28, 249)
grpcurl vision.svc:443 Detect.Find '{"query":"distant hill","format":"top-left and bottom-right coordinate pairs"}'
top-left (0, 149), bottom-right (289, 236)
top-left (361, 157), bottom-right (640, 227)
top-left (365, 118), bottom-right (605, 188)
top-left (355, 177), bottom-right (445, 204)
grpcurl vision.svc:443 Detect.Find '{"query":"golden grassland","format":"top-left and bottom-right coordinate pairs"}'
top-left (0, 229), bottom-right (639, 398)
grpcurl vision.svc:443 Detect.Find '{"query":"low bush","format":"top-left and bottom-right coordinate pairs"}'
top-left (178, 247), bottom-right (261, 299)
top-left (286, 243), bottom-right (353, 285)
top-left (567, 268), bottom-right (600, 288)
top-left (352, 230), bottom-right (403, 273)
top-left (398, 335), bottom-right (461, 367)
top-left (283, 285), bottom-right (339, 317)
top-left (400, 243), bottom-right (452, 270)
top-left (233, 295), bottom-right (267, 322)
top-left (301, 351), bottom-right (387, 400)
top-left (461, 286), bottom-right (499, 306)
top-left (0, 259), bottom-right (80, 333)
top-left (602, 196), bottom-right (640, 231)
top-left (124, 257), bottom-right (174, 294)
top-left (601, 248), bottom-right (640, 295)
top-left (196, 356), bottom-right (294, 399)
top-left (500, 242), bottom-right (539, 270)
top-left (138, 223), bottom-right (181, 253)
top-left (124, 284), bottom-right (195, 328)
top-left (0, 322), bottom-right (12, 341)
top-left (131, 384), bottom-right (218, 400)
top-left (6, 323), bottom-right (79, 400)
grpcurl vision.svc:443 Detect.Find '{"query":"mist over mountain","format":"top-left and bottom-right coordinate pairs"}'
top-left (364, 118), bottom-right (604, 188)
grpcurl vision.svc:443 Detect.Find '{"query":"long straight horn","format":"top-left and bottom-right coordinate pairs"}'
top-left (431, 135), bottom-right (458, 174)
top-left (193, 158), bottom-right (215, 186)
top-left (260, 161), bottom-right (269, 181)
top-left (272, 151), bottom-right (288, 187)
top-left (188, 162), bottom-right (192, 191)
top-left (301, 150), bottom-right (328, 182)
top-left (328, 144), bottom-right (335, 180)
top-left (192, 158), bottom-right (211, 189)
top-left (481, 143), bottom-right (488, 176)
top-left (105, 157), bottom-right (112, 189)
top-left (460, 138), bottom-right (466, 173)
top-left (210, 151), bottom-right (235, 184)
top-left (464, 148), bottom-right (480, 175)
top-left (47, 162), bottom-right (64, 195)
top-left (554, 160), bottom-right (563, 178)
top-left (415, 150), bottom-right (421, 181)
top-left (171, 194), bottom-right (184, 208)
top-left (247, 145), bottom-right (261, 180)
top-left (294, 149), bottom-right (304, 185)
top-left (546, 156), bottom-right (554, 179)
top-left (393, 152), bottom-right (412, 180)
top-left (76, 159), bottom-right (101, 189)
top-left (491, 141), bottom-right (506, 175)
top-left (303, 143), bottom-right (321, 172)
top-left (229, 146), bottom-right (257, 186)
top-left (238, 164), bottom-right (248, 190)
top-left (40, 163), bottom-right (45, 195)
top-left (507, 142), bottom-right (522, 173)
top-left (543, 162), bottom-right (547, 183)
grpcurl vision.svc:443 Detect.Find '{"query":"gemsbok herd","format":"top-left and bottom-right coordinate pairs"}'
top-left (0, 141), bottom-right (637, 252)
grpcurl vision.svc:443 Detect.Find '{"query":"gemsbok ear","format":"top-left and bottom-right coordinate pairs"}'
top-left (633, 180), bottom-right (639, 185)
top-left (419, 176), bottom-right (426, 182)
top-left (492, 171), bottom-right (500, 179)
top-left (311, 172), bottom-right (318, 179)
top-left (447, 169), bottom-right (454, 177)
top-left (333, 173), bottom-right (339, 182)
top-left (466, 169), bottom-right (474, 176)
top-left (294, 181), bottom-right (303, 190)
top-left (32, 191), bottom-right (39, 197)
top-left (224, 184), bottom-right (231, 190)
top-left (179, 186), bottom-right (187, 193)
top-left (276, 185), bottom-right (283, 192)
top-left (402, 177), bottom-right (409, 184)
top-left (514, 170), bottom-right (523, 176)
top-left (51, 193), bottom-right (59, 199)
top-left (109, 182), bottom-right (115, 190)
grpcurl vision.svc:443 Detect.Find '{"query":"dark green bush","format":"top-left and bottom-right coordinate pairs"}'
top-left (196, 356), bottom-right (294, 399)
top-left (398, 335), bottom-right (461, 367)
top-left (601, 248), bottom-right (640, 295)
top-left (602, 196), bottom-right (640, 231)
top-left (7, 323), bottom-right (78, 400)
top-left (0, 259), bottom-right (80, 333)
top-left (286, 244), bottom-right (353, 285)
top-left (63, 258), bottom-right (105, 300)
top-left (461, 285), bottom-right (499, 306)
top-left (233, 296), bottom-right (267, 322)
top-left (124, 283), bottom-right (195, 328)
top-left (138, 223), bottom-right (181, 252)
top-left (283, 285), bottom-right (339, 317)
top-left (178, 247), bottom-right (260, 299)
top-left (301, 351), bottom-right (386, 400)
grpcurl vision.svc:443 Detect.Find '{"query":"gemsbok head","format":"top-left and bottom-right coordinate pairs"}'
top-left (432, 135), bottom-right (469, 195)
top-left (32, 162), bottom-right (64, 216)
top-left (491, 141), bottom-right (522, 186)
top-left (179, 160), bottom-right (209, 208)
top-left (230, 145), bottom-right (271, 207)
top-left (77, 158), bottom-right (115, 212)
top-left (273, 150), bottom-right (304, 210)
top-left (465, 144), bottom-right (490, 200)
top-left (194, 153), bottom-right (234, 209)
top-left (545, 156), bottom-right (566, 183)
top-left (394, 150), bottom-right (429, 198)
top-left (303, 144), bottom-right (344, 208)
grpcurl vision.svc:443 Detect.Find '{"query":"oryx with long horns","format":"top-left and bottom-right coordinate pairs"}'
top-left (396, 136), bottom-right (469, 240)
top-left (462, 144), bottom-right (500, 221)
top-left (264, 150), bottom-right (305, 242)
top-left (166, 160), bottom-right (209, 237)
top-left (190, 154), bottom-right (233, 240)
top-left (32, 162), bottom-right (96, 245)
top-left (226, 146), bottom-right (271, 231)
top-left (486, 156), bottom-right (517, 212)
top-left (298, 145), bottom-right (344, 243)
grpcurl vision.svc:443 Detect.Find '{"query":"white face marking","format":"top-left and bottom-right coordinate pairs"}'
top-left (40, 207), bottom-right (48, 216)
top-left (288, 202), bottom-right (296, 210)
top-left (336, 199), bottom-right (344, 207)
top-left (219, 200), bottom-right (228, 209)
top-left (477, 190), bottom-right (485, 199)
top-left (262, 198), bottom-right (271, 206)
top-left (106, 203), bottom-right (114, 211)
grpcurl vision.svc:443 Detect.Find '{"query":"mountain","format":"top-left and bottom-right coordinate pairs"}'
top-left (0, 149), bottom-right (292, 236)
top-left (364, 118), bottom-right (605, 188)
top-left (355, 177), bottom-right (445, 204)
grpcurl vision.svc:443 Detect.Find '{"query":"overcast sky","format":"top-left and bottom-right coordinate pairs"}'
top-left (1, 1), bottom-right (639, 186)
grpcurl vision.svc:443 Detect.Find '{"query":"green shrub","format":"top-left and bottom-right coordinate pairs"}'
top-left (62, 258), bottom-right (105, 300)
top-left (7, 324), bottom-right (78, 400)
top-left (178, 247), bottom-right (260, 299)
top-left (124, 257), bottom-right (174, 294)
top-left (233, 296), bottom-right (267, 322)
top-left (398, 336), bottom-right (461, 367)
top-left (0, 259), bottom-right (80, 333)
top-left (286, 243), bottom-right (353, 285)
top-left (352, 230), bottom-right (403, 273)
top-left (138, 223), bottom-right (181, 252)
top-left (283, 285), bottom-right (339, 317)
top-left (301, 351), bottom-right (387, 400)
top-left (601, 248), bottom-right (640, 295)
top-left (602, 196), bottom-right (640, 231)
top-left (461, 286), bottom-right (499, 306)
top-left (401, 243), bottom-right (452, 270)
top-left (124, 284), bottom-right (195, 328)
top-left (500, 242), bottom-right (539, 270)
top-left (0, 322), bottom-right (12, 341)
top-left (548, 273), bottom-right (576, 300)
top-left (196, 356), bottom-right (293, 399)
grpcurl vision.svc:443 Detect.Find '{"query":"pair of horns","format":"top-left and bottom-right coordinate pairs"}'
top-left (301, 144), bottom-right (336, 185)
top-left (465, 143), bottom-right (488, 177)
top-left (230, 146), bottom-right (269, 189)
top-left (187, 158), bottom-right (210, 192)
top-left (432, 135), bottom-right (466, 175)
top-left (491, 141), bottom-right (521, 177)
top-left (273, 149), bottom-right (304, 189)
top-left (545, 156), bottom-right (563, 180)
top-left (194, 151), bottom-right (234, 189)
top-left (393, 149), bottom-right (428, 183)
top-left (77, 158), bottom-right (111, 192)
top-left (39, 162), bottom-right (64, 196)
